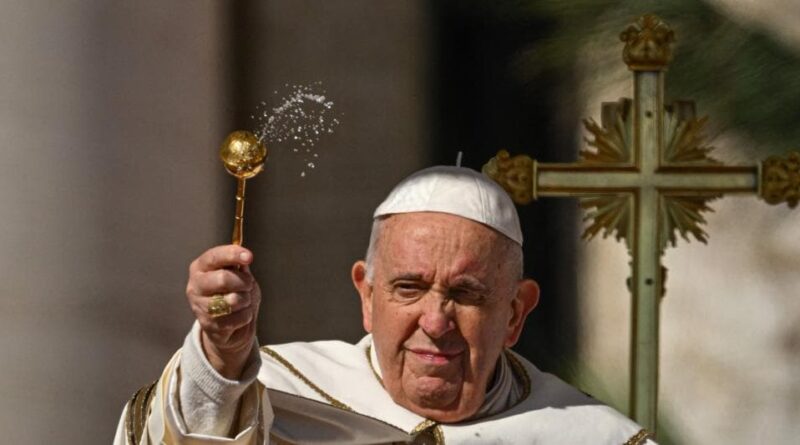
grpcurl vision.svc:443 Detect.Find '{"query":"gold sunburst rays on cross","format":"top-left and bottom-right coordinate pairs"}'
top-left (580, 98), bottom-right (633, 164)
top-left (576, 97), bottom-right (723, 253)
top-left (663, 102), bottom-right (719, 165)
top-left (659, 194), bottom-right (719, 250)
top-left (579, 195), bottom-right (631, 244)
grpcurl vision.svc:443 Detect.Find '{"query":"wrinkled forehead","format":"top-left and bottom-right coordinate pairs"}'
top-left (372, 212), bottom-right (523, 289)
top-left (377, 212), bottom-right (514, 267)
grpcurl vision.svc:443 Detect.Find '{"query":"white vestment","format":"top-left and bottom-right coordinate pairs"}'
top-left (115, 324), bottom-right (655, 444)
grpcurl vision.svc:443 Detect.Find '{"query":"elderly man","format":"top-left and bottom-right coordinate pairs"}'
top-left (115, 166), bottom-right (654, 444)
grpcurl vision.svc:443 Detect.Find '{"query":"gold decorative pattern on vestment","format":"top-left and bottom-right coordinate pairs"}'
top-left (760, 150), bottom-right (800, 208)
top-left (482, 150), bottom-right (535, 204)
top-left (504, 350), bottom-right (532, 406)
top-left (365, 345), bottom-right (384, 387)
top-left (124, 379), bottom-right (158, 445)
top-left (260, 346), bottom-right (352, 411)
top-left (624, 428), bottom-right (654, 445)
top-left (410, 419), bottom-right (437, 435)
top-left (620, 14), bottom-right (674, 71)
top-left (410, 420), bottom-right (444, 445)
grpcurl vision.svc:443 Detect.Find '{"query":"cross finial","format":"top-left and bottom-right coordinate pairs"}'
top-left (620, 14), bottom-right (675, 71)
top-left (761, 151), bottom-right (800, 208)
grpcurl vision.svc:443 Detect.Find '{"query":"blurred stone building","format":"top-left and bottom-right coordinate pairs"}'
top-left (0, 1), bottom-right (433, 442)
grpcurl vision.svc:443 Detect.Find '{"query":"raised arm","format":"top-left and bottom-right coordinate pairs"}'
top-left (116, 245), bottom-right (271, 444)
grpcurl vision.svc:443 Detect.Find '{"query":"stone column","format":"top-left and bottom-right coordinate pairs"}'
top-left (0, 1), bottom-right (226, 442)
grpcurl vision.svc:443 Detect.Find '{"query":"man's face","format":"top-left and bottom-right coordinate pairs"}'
top-left (352, 212), bottom-right (539, 422)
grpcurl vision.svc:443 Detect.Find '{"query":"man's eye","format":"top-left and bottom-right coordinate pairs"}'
top-left (393, 283), bottom-right (425, 297)
top-left (449, 288), bottom-right (485, 305)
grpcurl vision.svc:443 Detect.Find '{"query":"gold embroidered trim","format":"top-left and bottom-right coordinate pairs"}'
top-left (411, 419), bottom-right (437, 435)
top-left (124, 379), bottom-right (158, 445)
top-left (260, 346), bottom-right (352, 411)
top-left (365, 345), bottom-right (384, 387)
top-left (433, 425), bottom-right (444, 444)
top-left (624, 428), bottom-right (654, 445)
top-left (410, 420), bottom-right (445, 445)
top-left (504, 349), bottom-right (532, 408)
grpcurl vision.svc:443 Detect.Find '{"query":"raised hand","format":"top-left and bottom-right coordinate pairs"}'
top-left (185, 245), bottom-right (261, 379)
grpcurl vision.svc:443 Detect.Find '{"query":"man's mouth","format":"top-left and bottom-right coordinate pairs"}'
top-left (406, 348), bottom-right (463, 365)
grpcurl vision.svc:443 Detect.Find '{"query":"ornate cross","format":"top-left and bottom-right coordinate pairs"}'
top-left (483, 14), bottom-right (800, 435)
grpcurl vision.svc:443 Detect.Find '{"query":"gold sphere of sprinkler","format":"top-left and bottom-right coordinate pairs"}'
top-left (219, 130), bottom-right (268, 179)
top-left (219, 130), bottom-right (268, 247)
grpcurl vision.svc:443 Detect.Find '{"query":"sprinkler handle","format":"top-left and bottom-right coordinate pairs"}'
top-left (232, 178), bottom-right (246, 246)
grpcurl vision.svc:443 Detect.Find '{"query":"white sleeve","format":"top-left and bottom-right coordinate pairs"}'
top-left (114, 325), bottom-right (273, 444)
top-left (174, 322), bottom-right (265, 437)
top-left (112, 403), bottom-right (129, 445)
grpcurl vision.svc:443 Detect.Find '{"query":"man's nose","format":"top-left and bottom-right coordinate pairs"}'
top-left (418, 293), bottom-right (455, 339)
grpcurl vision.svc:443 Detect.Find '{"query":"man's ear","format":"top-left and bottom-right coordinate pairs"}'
top-left (351, 260), bottom-right (373, 333)
top-left (504, 279), bottom-right (540, 347)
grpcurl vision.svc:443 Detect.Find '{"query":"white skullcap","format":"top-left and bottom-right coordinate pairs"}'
top-left (373, 166), bottom-right (523, 245)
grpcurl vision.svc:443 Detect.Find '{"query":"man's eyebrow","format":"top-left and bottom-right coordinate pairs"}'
top-left (389, 273), bottom-right (426, 282)
top-left (448, 276), bottom-right (488, 291)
